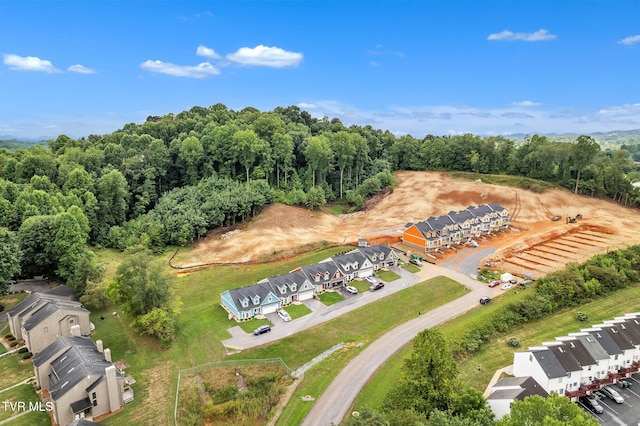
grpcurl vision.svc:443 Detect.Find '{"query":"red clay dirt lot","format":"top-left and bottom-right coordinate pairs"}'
top-left (175, 171), bottom-right (640, 277)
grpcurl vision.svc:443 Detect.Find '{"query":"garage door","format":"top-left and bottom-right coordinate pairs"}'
top-left (298, 290), bottom-right (314, 301)
top-left (262, 303), bottom-right (279, 314)
top-left (357, 269), bottom-right (374, 278)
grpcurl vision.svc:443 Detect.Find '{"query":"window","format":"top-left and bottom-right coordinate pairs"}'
top-left (241, 299), bottom-right (249, 308)
top-left (92, 391), bottom-right (97, 407)
top-left (44, 327), bottom-right (48, 333)
top-left (315, 275), bottom-right (320, 282)
top-left (291, 284), bottom-right (297, 292)
top-left (253, 296), bottom-right (260, 304)
top-left (324, 272), bottom-right (329, 279)
top-left (380, 254), bottom-right (384, 260)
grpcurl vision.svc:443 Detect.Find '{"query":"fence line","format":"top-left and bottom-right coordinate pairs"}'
top-left (174, 358), bottom-right (293, 426)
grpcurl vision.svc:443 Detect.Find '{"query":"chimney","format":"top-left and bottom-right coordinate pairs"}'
top-left (104, 365), bottom-right (122, 412)
top-left (96, 339), bottom-right (104, 353)
top-left (104, 348), bottom-right (112, 363)
top-left (70, 324), bottom-right (81, 337)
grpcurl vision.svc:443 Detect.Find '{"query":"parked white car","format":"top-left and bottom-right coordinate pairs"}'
top-left (345, 285), bottom-right (358, 294)
top-left (602, 385), bottom-right (624, 403)
top-left (365, 276), bottom-right (377, 285)
top-left (277, 310), bottom-right (291, 322)
top-left (501, 283), bottom-right (513, 291)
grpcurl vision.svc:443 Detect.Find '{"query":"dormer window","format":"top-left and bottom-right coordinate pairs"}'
top-left (280, 287), bottom-right (286, 294)
top-left (372, 255), bottom-right (377, 261)
top-left (241, 298), bottom-right (249, 308)
top-left (314, 275), bottom-right (320, 282)
top-left (291, 284), bottom-right (297, 292)
top-left (380, 254), bottom-right (384, 260)
top-left (253, 296), bottom-right (260, 304)
top-left (354, 262), bottom-right (359, 269)
top-left (324, 272), bottom-right (329, 279)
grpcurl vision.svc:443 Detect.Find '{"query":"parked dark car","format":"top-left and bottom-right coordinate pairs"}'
top-left (479, 296), bottom-right (492, 305)
top-left (369, 282), bottom-right (385, 292)
top-left (580, 395), bottom-right (604, 414)
top-left (253, 324), bottom-right (271, 335)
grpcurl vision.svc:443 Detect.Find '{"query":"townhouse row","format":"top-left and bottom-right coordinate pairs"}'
top-left (487, 311), bottom-right (640, 419)
top-left (402, 203), bottom-right (510, 253)
top-left (220, 244), bottom-right (399, 321)
top-left (5, 286), bottom-right (133, 425)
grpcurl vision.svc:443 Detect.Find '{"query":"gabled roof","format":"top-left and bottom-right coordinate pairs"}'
top-left (358, 244), bottom-right (396, 263)
top-left (559, 339), bottom-right (597, 367)
top-left (268, 271), bottom-right (309, 297)
top-left (33, 336), bottom-right (122, 400)
top-left (610, 320), bottom-right (640, 346)
top-left (488, 376), bottom-right (549, 401)
top-left (547, 344), bottom-right (583, 372)
top-left (531, 349), bottom-right (567, 379)
top-left (332, 251), bottom-right (366, 272)
top-left (447, 209), bottom-right (476, 224)
top-left (424, 215), bottom-right (455, 232)
top-left (46, 285), bottom-right (75, 299)
top-left (7, 290), bottom-right (79, 318)
top-left (22, 303), bottom-right (89, 331)
top-left (300, 261), bottom-right (339, 284)
top-left (227, 281), bottom-right (277, 309)
top-left (599, 325), bottom-right (635, 350)
top-left (588, 330), bottom-right (623, 356)
top-left (574, 334), bottom-right (610, 361)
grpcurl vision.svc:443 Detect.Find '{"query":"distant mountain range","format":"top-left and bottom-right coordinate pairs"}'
top-left (505, 129), bottom-right (640, 147)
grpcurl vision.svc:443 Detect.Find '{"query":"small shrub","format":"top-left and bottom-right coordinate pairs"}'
top-left (576, 312), bottom-right (588, 322)
top-left (7, 335), bottom-right (16, 341)
top-left (4, 333), bottom-right (13, 339)
top-left (21, 352), bottom-right (33, 360)
top-left (507, 337), bottom-right (521, 348)
top-left (10, 341), bottom-right (19, 347)
top-left (18, 347), bottom-right (28, 354)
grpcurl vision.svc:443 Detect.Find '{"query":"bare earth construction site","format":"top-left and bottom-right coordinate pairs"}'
top-left (175, 171), bottom-right (640, 278)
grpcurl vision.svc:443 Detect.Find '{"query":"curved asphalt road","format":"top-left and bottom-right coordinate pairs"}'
top-left (301, 264), bottom-right (500, 426)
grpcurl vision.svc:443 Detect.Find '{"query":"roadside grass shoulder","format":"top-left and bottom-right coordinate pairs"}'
top-left (377, 270), bottom-right (401, 282)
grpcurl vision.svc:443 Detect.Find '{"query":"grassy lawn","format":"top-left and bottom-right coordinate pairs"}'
top-left (402, 263), bottom-right (421, 273)
top-left (266, 276), bottom-right (467, 424)
top-left (317, 291), bottom-right (344, 306)
top-left (237, 318), bottom-right (273, 334)
top-left (349, 281), bottom-right (370, 293)
top-left (0, 383), bottom-right (41, 422)
top-left (377, 270), bottom-right (401, 282)
top-left (0, 354), bottom-right (35, 389)
top-left (287, 303), bottom-right (312, 319)
top-left (1, 292), bottom-right (29, 309)
top-left (5, 410), bottom-right (50, 426)
top-left (91, 245), bottom-right (353, 425)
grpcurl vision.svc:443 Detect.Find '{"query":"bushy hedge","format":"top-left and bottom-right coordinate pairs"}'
top-left (21, 352), bottom-right (32, 359)
top-left (18, 347), bottom-right (28, 353)
top-left (454, 244), bottom-right (640, 358)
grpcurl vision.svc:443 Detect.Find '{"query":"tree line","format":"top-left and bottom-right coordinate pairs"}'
top-left (0, 103), bottom-right (639, 295)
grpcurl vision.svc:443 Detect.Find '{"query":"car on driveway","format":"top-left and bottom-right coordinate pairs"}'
top-left (603, 385), bottom-right (624, 403)
top-left (488, 280), bottom-right (500, 288)
top-left (253, 324), bottom-right (271, 335)
top-left (580, 395), bottom-right (604, 414)
top-left (480, 296), bottom-right (492, 305)
top-left (345, 285), bottom-right (358, 294)
top-left (277, 310), bottom-right (291, 322)
top-left (369, 282), bottom-right (384, 292)
top-left (501, 283), bottom-right (513, 291)
top-left (365, 276), bottom-right (377, 285)
top-left (409, 258), bottom-right (422, 267)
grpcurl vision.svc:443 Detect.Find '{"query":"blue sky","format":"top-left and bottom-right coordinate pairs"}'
top-left (1, 0), bottom-right (639, 139)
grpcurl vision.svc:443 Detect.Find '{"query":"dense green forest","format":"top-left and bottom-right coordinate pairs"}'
top-left (1, 104), bottom-right (639, 294)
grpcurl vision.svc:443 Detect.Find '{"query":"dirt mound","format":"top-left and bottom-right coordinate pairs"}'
top-left (177, 172), bottom-right (640, 271)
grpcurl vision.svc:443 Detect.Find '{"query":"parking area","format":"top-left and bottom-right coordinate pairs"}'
top-left (579, 374), bottom-right (640, 425)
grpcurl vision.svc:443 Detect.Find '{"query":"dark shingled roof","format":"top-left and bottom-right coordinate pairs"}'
top-left (600, 325), bottom-right (635, 350)
top-left (588, 330), bottom-right (623, 356)
top-left (488, 376), bottom-right (549, 401)
top-left (46, 285), bottom-right (75, 299)
top-left (300, 261), bottom-right (339, 286)
top-left (70, 397), bottom-right (92, 414)
top-left (33, 336), bottom-right (122, 401)
top-left (574, 334), bottom-right (610, 361)
top-left (532, 349), bottom-right (567, 379)
top-left (267, 270), bottom-right (309, 298)
top-left (332, 251), bottom-right (367, 274)
top-left (547, 344), bottom-right (582, 372)
top-left (227, 281), bottom-right (277, 310)
top-left (358, 244), bottom-right (395, 264)
top-left (561, 339), bottom-right (597, 367)
top-left (22, 303), bottom-right (89, 331)
top-left (612, 320), bottom-right (640, 346)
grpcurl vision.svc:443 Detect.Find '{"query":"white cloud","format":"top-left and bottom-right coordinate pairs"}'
top-left (68, 64), bottom-right (96, 74)
top-left (488, 29), bottom-right (556, 42)
top-left (370, 61), bottom-right (380, 67)
top-left (140, 60), bottom-right (220, 78)
top-left (196, 45), bottom-right (220, 59)
top-left (3, 53), bottom-right (60, 72)
top-left (618, 35), bottom-right (640, 45)
top-left (297, 102), bottom-right (316, 109)
top-left (511, 100), bottom-right (542, 107)
top-left (226, 45), bottom-right (303, 68)
top-left (294, 101), bottom-right (640, 137)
